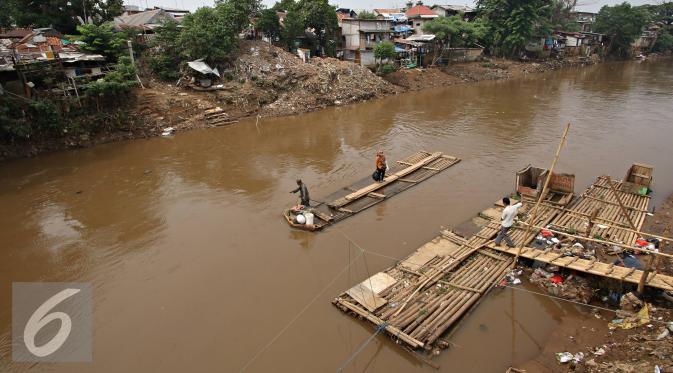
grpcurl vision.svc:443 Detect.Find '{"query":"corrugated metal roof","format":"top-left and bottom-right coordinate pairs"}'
top-left (114, 9), bottom-right (173, 28)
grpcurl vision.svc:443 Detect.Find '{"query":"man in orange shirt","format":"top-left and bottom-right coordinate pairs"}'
top-left (374, 151), bottom-right (387, 182)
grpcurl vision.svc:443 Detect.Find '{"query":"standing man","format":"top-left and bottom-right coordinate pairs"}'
top-left (290, 179), bottom-right (310, 207)
top-left (374, 151), bottom-right (387, 182)
top-left (495, 197), bottom-right (523, 247)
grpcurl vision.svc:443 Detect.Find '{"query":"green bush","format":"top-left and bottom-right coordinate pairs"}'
top-left (379, 63), bottom-right (396, 75)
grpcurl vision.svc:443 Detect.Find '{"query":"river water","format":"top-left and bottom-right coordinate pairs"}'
top-left (1, 60), bottom-right (672, 372)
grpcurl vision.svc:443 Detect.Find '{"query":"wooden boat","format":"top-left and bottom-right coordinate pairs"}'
top-left (622, 163), bottom-right (653, 194)
top-left (516, 164), bottom-right (574, 205)
top-left (283, 208), bottom-right (330, 231)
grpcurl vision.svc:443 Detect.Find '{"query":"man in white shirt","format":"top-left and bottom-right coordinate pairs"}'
top-left (495, 197), bottom-right (523, 247)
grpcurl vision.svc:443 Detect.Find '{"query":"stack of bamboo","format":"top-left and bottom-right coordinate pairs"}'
top-left (334, 221), bottom-right (512, 351)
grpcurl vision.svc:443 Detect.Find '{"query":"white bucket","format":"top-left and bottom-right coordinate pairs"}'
top-left (304, 212), bottom-right (314, 226)
top-left (295, 214), bottom-right (306, 224)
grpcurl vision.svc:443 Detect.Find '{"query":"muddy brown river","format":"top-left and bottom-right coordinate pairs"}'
top-left (1, 60), bottom-right (672, 372)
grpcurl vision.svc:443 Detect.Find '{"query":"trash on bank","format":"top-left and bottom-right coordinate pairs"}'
top-left (556, 351), bottom-right (584, 364)
top-left (161, 127), bottom-right (175, 136)
top-left (609, 303), bottom-right (650, 330)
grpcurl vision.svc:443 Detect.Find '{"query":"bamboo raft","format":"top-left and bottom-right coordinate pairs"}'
top-left (333, 226), bottom-right (512, 350)
top-left (285, 151), bottom-right (460, 231)
top-left (333, 165), bottom-right (673, 357)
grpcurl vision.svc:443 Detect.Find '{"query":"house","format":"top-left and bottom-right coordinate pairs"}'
top-left (13, 28), bottom-right (69, 62)
top-left (570, 11), bottom-right (597, 32)
top-left (430, 5), bottom-right (477, 21)
top-left (339, 18), bottom-right (394, 66)
top-left (374, 8), bottom-right (408, 23)
top-left (395, 34), bottom-right (436, 67)
top-left (336, 8), bottom-right (358, 21)
top-left (152, 6), bottom-right (190, 18)
top-left (405, 3), bottom-right (438, 35)
top-left (633, 26), bottom-right (659, 52)
top-left (0, 29), bottom-right (34, 42)
top-left (114, 8), bottom-right (175, 32)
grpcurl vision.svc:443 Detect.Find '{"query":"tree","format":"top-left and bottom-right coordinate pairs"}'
top-left (148, 19), bottom-right (183, 81)
top-left (257, 8), bottom-right (282, 40)
top-left (423, 15), bottom-right (487, 62)
top-left (272, 0), bottom-right (297, 11)
top-left (2, 0), bottom-right (123, 34)
top-left (216, 0), bottom-right (262, 33)
top-left (595, 2), bottom-right (648, 58)
top-left (549, 0), bottom-right (579, 31)
top-left (77, 23), bottom-right (128, 61)
top-left (179, 7), bottom-right (238, 64)
top-left (358, 11), bottom-right (377, 20)
top-left (374, 41), bottom-right (396, 66)
top-left (653, 30), bottom-right (673, 52)
top-left (282, 8), bottom-right (305, 47)
top-left (297, 0), bottom-right (338, 56)
top-left (477, 0), bottom-right (553, 57)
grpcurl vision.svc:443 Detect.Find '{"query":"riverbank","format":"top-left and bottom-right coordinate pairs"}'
top-left (519, 191), bottom-right (673, 373)
top-left (0, 41), bottom-right (628, 162)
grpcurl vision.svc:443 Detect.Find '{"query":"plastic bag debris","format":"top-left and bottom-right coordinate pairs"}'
top-left (556, 352), bottom-right (583, 364)
top-left (610, 304), bottom-right (650, 330)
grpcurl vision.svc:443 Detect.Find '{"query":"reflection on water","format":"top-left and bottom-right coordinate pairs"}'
top-left (0, 60), bottom-right (672, 372)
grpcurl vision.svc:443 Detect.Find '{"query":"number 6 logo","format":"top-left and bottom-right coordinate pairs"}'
top-left (23, 288), bottom-right (81, 357)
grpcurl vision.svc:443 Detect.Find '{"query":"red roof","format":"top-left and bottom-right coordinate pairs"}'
top-left (405, 5), bottom-right (436, 18)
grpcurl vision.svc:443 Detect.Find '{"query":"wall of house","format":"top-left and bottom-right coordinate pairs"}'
top-left (360, 50), bottom-right (375, 66)
top-left (410, 19), bottom-right (432, 35)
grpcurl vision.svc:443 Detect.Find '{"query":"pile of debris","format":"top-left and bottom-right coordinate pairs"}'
top-left (529, 228), bottom-right (597, 259)
top-left (529, 266), bottom-right (594, 303)
top-left (233, 41), bottom-right (398, 117)
top-left (578, 292), bottom-right (673, 372)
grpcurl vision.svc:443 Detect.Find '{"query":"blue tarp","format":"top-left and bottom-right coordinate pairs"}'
top-left (394, 25), bottom-right (412, 33)
top-left (395, 47), bottom-right (407, 53)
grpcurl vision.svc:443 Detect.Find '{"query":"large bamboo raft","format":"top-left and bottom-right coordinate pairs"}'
top-left (285, 151), bottom-right (460, 231)
top-left (333, 167), bottom-right (673, 356)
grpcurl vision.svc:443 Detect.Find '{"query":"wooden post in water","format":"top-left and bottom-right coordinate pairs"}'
top-left (638, 254), bottom-right (659, 294)
top-left (513, 123), bottom-right (571, 267)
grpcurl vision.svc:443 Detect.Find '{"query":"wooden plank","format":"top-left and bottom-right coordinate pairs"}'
top-left (368, 192), bottom-right (386, 199)
top-left (347, 284), bottom-right (388, 312)
top-left (398, 178), bottom-right (418, 183)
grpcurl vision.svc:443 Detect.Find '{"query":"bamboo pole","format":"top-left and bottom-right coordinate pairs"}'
top-left (515, 222), bottom-right (673, 259)
top-left (638, 254), bottom-right (659, 293)
top-left (605, 176), bottom-right (638, 231)
top-left (513, 123), bottom-right (571, 267)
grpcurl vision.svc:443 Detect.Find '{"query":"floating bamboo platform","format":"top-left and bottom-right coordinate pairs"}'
top-left (333, 222), bottom-right (513, 351)
top-left (548, 176), bottom-right (650, 245)
top-left (333, 167), bottom-right (673, 357)
top-left (285, 151), bottom-right (460, 231)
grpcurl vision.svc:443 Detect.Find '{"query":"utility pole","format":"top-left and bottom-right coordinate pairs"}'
top-left (127, 40), bottom-right (135, 66)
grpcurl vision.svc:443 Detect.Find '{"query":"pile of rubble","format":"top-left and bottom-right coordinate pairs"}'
top-left (529, 266), bottom-right (594, 304)
top-left (233, 41), bottom-right (398, 117)
top-left (579, 292), bottom-right (673, 372)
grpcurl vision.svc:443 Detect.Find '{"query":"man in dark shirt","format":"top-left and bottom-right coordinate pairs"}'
top-left (290, 179), bottom-right (310, 207)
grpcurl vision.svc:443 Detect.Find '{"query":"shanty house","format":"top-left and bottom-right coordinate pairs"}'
top-left (114, 8), bottom-right (175, 33)
top-left (430, 5), bottom-right (477, 21)
top-left (571, 11), bottom-right (597, 33)
top-left (405, 4), bottom-right (438, 35)
top-left (339, 18), bottom-right (394, 66)
top-left (373, 9), bottom-right (408, 23)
